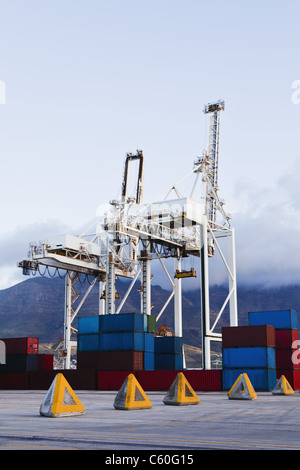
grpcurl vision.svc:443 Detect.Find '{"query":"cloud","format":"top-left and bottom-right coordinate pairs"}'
top-left (0, 220), bottom-right (72, 290)
top-left (231, 157), bottom-right (300, 287)
top-left (151, 158), bottom-right (300, 290)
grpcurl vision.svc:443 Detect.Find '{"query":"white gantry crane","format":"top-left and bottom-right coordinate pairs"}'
top-left (18, 101), bottom-right (238, 369)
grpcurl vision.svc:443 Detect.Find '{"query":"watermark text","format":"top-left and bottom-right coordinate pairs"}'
top-left (0, 341), bottom-right (6, 364)
top-left (291, 80), bottom-right (300, 105)
top-left (0, 81), bottom-right (6, 104)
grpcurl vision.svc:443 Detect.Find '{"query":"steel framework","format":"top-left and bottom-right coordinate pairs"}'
top-left (18, 101), bottom-right (238, 369)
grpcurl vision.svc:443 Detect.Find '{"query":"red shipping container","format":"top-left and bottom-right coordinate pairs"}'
top-left (29, 369), bottom-right (97, 390)
top-left (77, 351), bottom-right (99, 369)
top-left (63, 369), bottom-right (97, 390)
top-left (37, 354), bottom-right (53, 370)
top-left (0, 337), bottom-right (38, 355)
top-left (0, 372), bottom-right (28, 390)
top-left (136, 369), bottom-right (222, 392)
top-left (136, 370), bottom-right (178, 391)
top-left (78, 351), bottom-right (143, 371)
top-left (276, 369), bottom-right (300, 390)
top-left (28, 370), bottom-right (60, 389)
top-left (222, 325), bottom-right (275, 348)
top-left (182, 370), bottom-right (222, 391)
top-left (275, 329), bottom-right (299, 349)
top-left (97, 370), bottom-right (137, 390)
top-left (275, 348), bottom-right (300, 369)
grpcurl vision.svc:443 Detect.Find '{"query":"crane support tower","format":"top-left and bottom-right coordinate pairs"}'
top-left (18, 103), bottom-right (238, 370)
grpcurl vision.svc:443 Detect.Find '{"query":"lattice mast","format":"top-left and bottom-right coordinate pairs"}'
top-left (203, 100), bottom-right (225, 226)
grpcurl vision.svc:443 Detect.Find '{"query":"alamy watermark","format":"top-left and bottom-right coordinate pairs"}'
top-left (291, 80), bottom-right (300, 105)
top-left (0, 340), bottom-right (6, 364)
top-left (0, 80), bottom-right (6, 104)
top-left (291, 340), bottom-right (300, 365)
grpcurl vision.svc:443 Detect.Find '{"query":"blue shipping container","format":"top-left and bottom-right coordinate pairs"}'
top-left (248, 310), bottom-right (298, 330)
top-left (100, 313), bottom-right (147, 333)
top-left (155, 336), bottom-right (183, 354)
top-left (99, 332), bottom-right (145, 351)
top-left (144, 352), bottom-right (155, 370)
top-left (78, 316), bottom-right (100, 335)
top-left (155, 353), bottom-right (183, 370)
top-left (222, 347), bottom-right (275, 369)
top-left (77, 334), bottom-right (100, 352)
top-left (144, 333), bottom-right (155, 352)
top-left (222, 368), bottom-right (277, 391)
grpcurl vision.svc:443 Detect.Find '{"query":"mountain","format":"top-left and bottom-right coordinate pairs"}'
top-left (1, 276), bottom-right (300, 351)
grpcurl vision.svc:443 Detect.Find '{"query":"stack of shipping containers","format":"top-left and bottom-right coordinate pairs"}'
top-left (154, 336), bottom-right (183, 370)
top-left (0, 337), bottom-right (54, 389)
top-left (248, 309), bottom-right (300, 390)
top-left (221, 325), bottom-right (277, 391)
top-left (77, 313), bottom-right (156, 371)
top-left (0, 337), bottom-right (39, 372)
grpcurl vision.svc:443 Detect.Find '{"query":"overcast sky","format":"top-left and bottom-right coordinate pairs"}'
top-left (0, 0), bottom-right (300, 290)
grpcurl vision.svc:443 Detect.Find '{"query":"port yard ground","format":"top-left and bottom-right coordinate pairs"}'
top-left (0, 390), bottom-right (299, 451)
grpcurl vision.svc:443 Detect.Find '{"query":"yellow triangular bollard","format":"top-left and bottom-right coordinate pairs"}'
top-left (163, 372), bottom-right (200, 406)
top-left (227, 373), bottom-right (257, 400)
top-left (40, 373), bottom-right (85, 417)
top-left (272, 375), bottom-right (294, 395)
top-left (113, 373), bottom-right (152, 410)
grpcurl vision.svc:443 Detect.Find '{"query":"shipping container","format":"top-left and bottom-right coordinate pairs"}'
top-left (222, 368), bottom-right (277, 391)
top-left (155, 353), bottom-right (183, 370)
top-left (99, 331), bottom-right (145, 351)
top-left (275, 348), bottom-right (300, 369)
top-left (0, 354), bottom-right (38, 372)
top-left (90, 351), bottom-right (144, 371)
top-left (100, 312), bottom-right (147, 333)
top-left (78, 316), bottom-right (101, 335)
top-left (97, 370), bottom-right (137, 390)
top-left (77, 333), bottom-right (100, 352)
top-left (275, 329), bottom-right (299, 349)
top-left (276, 369), bottom-right (300, 390)
top-left (222, 325), bottom-right (275, 348)
top-left (144, 333), bottom-right (155, 352)
top-left (183, 370), bottom-right (222, 391)
top-left (28, 369), bottom-right (97, 390)
top-left (0, 372), bottom-right (29, 390)
top-left (248, 310), bottom-right (298, 330)
top-left (63, 369), bottom-right (98, 390)
top-left (77, 351), bottom-right (100, 369)
top-left (222, 346), bottom-right (275, 369)
top-left (28, 370), bottom-right (57, 390)
top-left (37, 354), bottom-right (53, 370)
top-left (0, 337), bottom-right (38, 355)
top-left (136, 369), bottom-right (222, 392)
top-left (144, 352), bottom-right (154, 370)
top-left (147, 315), bottom-right (157, 334)
top-left (155, 336), bottom-right (183, 354)
top-left (136, 370), bottom-right (178, 391)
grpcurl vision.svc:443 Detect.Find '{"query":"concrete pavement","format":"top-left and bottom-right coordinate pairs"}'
top-left (0, 389), bottom-right (299, 451)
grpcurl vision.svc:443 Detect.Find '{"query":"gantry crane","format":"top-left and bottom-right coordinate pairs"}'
top-left (18, 101), bottom-right (238, 369)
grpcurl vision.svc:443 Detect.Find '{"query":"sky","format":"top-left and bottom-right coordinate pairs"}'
top-left (0, 0), bottom-right (300, 290)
